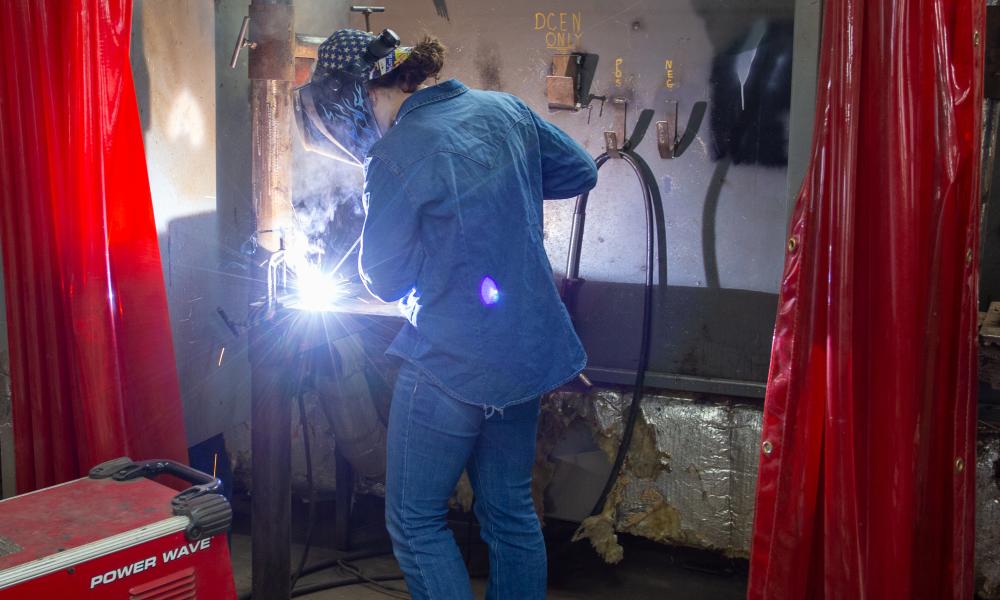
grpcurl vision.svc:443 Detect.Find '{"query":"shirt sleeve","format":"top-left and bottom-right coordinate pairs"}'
top-left (530, 108), bottom-right (599, 199)
top-left (358, 157), bottom-right (426, 302)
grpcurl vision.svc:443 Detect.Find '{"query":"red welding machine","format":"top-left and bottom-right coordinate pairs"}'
top-left (0, 457), bottom-right (236, 598)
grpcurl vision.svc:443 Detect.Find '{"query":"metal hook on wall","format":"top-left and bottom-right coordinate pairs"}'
top-left (603, 98), bottom-right (656, 159)
top-left (656, 100), bottom-right (707, 159)
top-left (603, 97), bottom-right (628, 158)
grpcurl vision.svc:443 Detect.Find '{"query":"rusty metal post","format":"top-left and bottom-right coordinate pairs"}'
top-left (249, 318), bottom-right (294, 600)
top-left (249, 0), bottom-right (295, 253)
top-left (247, 1), bottom-right (295, 599)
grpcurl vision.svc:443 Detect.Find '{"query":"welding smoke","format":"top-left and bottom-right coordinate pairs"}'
top-left (292, 133), bottom-right (366, 275)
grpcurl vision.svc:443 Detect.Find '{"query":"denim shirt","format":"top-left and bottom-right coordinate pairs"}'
top-left (359, 80), bottom-right (598, 408)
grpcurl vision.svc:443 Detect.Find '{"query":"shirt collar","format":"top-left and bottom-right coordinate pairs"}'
top-left (393, 79), bottom-right (468, 125)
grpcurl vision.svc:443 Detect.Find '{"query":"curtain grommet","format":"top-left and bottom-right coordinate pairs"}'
top-left (787, 237), bottom-right (798, 253)
top-left (955, 457), bottom-right (965, 473)
top-left (762, 440), bottom-right (774, 455)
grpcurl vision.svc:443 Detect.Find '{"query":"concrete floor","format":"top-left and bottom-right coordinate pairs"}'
top-left (229, 530), bottom-right (749, 599)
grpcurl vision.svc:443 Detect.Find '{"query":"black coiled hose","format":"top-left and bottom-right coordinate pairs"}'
top-left (561, 149), bottom-right (658, 518)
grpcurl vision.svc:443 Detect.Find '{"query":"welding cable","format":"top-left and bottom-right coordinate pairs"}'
top-left (562, 149), bottom-right (658, 518)
top-left (237, 548), bottom-right (398, 600)
top-left (291, 574), bottom-right (408, 599)
top-left (334, 559), bottom-right (410, 598)
top-left (296, 546), bottom-right (396, 579)
top-left (240, 574), bottom-right (407, 600)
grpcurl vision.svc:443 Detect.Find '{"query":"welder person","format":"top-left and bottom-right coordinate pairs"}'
top-left (296, 29), bottom-right (597, 600)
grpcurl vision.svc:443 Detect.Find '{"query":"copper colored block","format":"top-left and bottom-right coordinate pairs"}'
top-left (547, 75), bottom-right (576, 110)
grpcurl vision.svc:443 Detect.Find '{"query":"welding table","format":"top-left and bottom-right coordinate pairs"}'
top-left (247, 297), bottom-right (402, 600)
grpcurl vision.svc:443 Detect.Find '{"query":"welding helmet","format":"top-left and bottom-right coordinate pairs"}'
top-left (294, 28), bottom-right (411, 166)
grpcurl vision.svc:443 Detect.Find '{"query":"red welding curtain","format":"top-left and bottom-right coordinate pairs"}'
top-left (747, 0), bottom-right (983, 598)
top-left (0, 0), bottom-right (187, 492)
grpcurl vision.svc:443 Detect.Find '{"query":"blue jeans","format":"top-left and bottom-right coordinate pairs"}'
top-left (386, 365), bottom-right (546, 600)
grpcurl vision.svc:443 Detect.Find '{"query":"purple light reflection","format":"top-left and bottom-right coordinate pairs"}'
top-left (480, 276), bottom-right (500, 306)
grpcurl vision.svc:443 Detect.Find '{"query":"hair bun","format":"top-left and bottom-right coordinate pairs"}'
top-left (408, 36), bottom-right (446, 80)
top-left (371, 35), bottom-right (447, 93)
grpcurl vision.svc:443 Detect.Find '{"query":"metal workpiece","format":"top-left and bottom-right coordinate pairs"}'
top-left (247, 0), bottom-right (296, 255)
top-left (295, 34), bottom-right (326, 59)
top-left (248, 2), bottom-right (296, 82)
top-left (251, 79), bottom-right (295, 254)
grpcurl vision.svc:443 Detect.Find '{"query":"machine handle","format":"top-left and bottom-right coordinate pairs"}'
top-left (230, 15), bottom-right (257, 69)
top-left (90, 457), bottom-right (222, 494)
top-left (90, 458), bottom-right (231, 541)
top-left (128, 459), bottom-right (219, 488)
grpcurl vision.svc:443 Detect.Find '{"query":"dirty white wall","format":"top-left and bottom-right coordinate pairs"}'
top-left (131, 0), bottom-right (250, 447)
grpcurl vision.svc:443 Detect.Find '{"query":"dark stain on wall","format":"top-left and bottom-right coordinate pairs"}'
top-left (432, 0), bottom-right (449, 20)
top-left (475, 43), bottom-right (503, 91)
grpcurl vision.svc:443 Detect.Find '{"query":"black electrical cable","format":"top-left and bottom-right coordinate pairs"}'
top-left (237, 548), bottom-right (400, 600)
top-left (590, 150), bottom-right (656, 517)
top-left (336, 559), bottom-right (410, 598)
top-left (288, 352), bottom-right (404, 593)
top-left (290, 574), bottom-right (407, 598)
top-left (296, 546), bottom-right (397, 580)
top-left (562, 149), bottom-right (658, 518)
top-left (241, 574), bottom-right (407, 600)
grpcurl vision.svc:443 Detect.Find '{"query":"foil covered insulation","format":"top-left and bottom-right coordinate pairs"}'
top-left (543, 390), bottom-right (761, 558)
top-left (977, 433), bottom-right (1000, 599)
